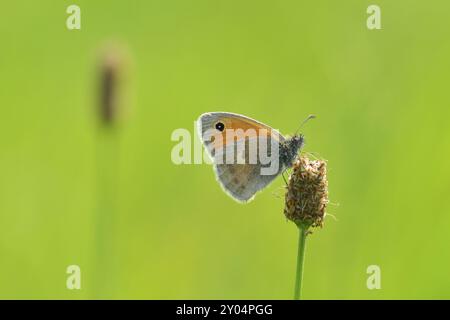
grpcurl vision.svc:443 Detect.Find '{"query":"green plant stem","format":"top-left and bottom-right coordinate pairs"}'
top-left (94, 128), bottom-right (118, 299)
top-left (294, 225), bottom-right (308, 300)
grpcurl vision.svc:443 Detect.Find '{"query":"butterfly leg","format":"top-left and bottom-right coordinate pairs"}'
top-left (282, 171), bottom-right (288, 186)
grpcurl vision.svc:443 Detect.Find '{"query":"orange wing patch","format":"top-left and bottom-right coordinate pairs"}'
top-left (198, 112), bottom-right (285, 164)
top-left (211, 115), bottom-right (283, 150)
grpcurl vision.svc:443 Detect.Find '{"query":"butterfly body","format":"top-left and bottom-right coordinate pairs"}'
top-left (280, 135), bottom-right (305, 169)
top-left (197, 112), bottom-right (305, 202)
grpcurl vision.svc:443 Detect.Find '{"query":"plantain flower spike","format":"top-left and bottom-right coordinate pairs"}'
top-left (284, 156), bottom-right (329, 230)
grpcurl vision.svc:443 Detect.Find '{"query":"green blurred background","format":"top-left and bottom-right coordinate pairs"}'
top-left (1, 1), bottom-right (450, 299)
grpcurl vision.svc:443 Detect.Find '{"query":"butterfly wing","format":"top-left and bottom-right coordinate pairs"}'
top-left (197, 112), bottom-right (286, 202)
top-left (214, 163), bottom-right (281, 202)
top-left (197, 112), bottom-right (285, 157)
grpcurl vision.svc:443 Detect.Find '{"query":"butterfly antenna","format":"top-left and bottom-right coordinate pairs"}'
top-left (295, 114), bottom-right (316, 135)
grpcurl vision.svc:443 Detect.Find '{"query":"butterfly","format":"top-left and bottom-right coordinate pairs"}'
top-left (197, 112), bottom-right (312, 202)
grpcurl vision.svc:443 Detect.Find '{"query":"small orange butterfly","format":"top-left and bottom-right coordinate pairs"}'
top-left (197, 112), bottom-right (313, 202)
